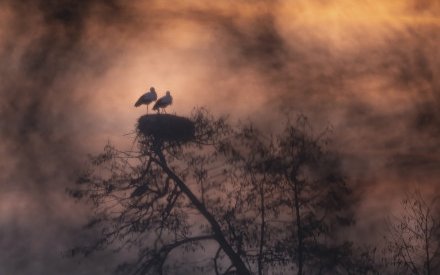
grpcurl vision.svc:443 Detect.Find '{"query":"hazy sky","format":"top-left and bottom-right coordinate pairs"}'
top-left (1, 0), bottom-right (439, 274)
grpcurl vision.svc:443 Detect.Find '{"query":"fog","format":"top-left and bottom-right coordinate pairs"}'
top-left (0, 0), bottom-right (439, 274)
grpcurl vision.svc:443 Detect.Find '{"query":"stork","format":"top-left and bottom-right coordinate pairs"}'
top-left (153, 91), bottom-right (173, 113)
top-left (134, 87), bottom-right (157, 113)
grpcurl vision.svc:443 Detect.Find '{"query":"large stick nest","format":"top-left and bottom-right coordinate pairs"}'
top-left (137, 114), bottom-right (195, 143)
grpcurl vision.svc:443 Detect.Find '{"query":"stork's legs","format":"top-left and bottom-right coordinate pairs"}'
top-left (152, 108), bottom-right (168, 114)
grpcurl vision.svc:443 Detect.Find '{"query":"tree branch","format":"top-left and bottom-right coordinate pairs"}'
top-left (153, 147), bottom-right (252, 275)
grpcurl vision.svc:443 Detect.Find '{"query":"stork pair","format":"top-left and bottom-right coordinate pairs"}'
top-left (135, 87), bottom-right (173, 113)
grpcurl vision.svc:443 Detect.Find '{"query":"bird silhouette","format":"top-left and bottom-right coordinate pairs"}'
top-left (135, 87), bottom-right (157, 113)
top-left (153, 91), bottom-right (173, 113)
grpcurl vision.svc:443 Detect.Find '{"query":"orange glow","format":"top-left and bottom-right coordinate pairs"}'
top-left (1, 3), bottom-right (439, 269)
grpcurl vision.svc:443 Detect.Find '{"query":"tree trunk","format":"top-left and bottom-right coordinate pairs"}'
top-left (258, 180), bottom-right (266, 275)
top-left (294, 178), bottom-right (303, 275)
top-left (425, 214), bottom-right (431, 275)
top-left (155, 149), bottom-right (252, 275)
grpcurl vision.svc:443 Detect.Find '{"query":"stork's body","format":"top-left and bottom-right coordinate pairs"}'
top-left (153, 91), bottom-right (173, 113)
top-left (135, 87), bottom-right (157, 113)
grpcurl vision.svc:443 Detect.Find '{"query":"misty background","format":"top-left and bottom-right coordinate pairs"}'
top-left (0, 0), bottom-right (439, 274)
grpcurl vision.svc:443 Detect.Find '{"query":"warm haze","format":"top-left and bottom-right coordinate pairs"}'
top-left (0, 0), bottom-right (439, 274)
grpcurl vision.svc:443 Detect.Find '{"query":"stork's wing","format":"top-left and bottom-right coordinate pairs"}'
top-left (152, 98), bottom-right (162, 110)
top-left (145, 92), bottom-right (157, 102)
top-left (134, 95), bottom-right (144, 107)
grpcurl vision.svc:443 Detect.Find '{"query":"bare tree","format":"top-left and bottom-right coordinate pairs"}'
top-left (69, 109), bottom-right (252, 274)
top-left (68, 110), bottom-right (361, 274)
top-left (217, 116), bottom-right (360, 275)
top-left (384, 190), bottom-right (440, 275)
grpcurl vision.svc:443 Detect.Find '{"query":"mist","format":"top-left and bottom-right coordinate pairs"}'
top-left (1, 0), bottom-right (439, 274)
